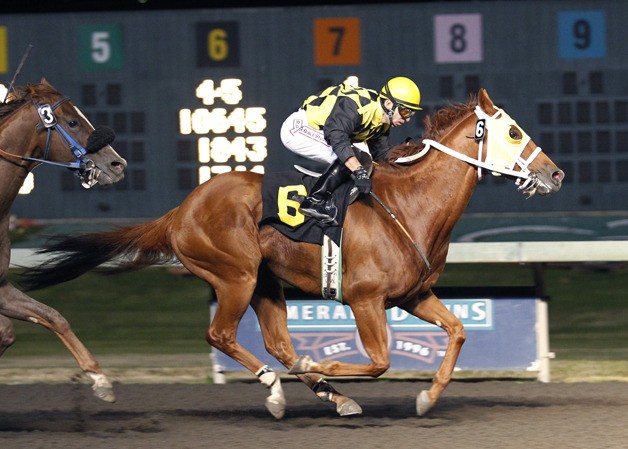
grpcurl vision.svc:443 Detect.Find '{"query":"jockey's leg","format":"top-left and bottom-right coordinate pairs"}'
top-left (299, 159), bottom-right (351, 226)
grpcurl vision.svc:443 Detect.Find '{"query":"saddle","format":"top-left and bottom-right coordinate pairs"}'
top-left (259, 170), bottom-right (350, 247)
top-left (258, 150), bottom-right (373, 247)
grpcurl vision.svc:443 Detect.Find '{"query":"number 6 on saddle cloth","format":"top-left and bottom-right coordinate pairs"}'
top-left (259, 148), bottom-right (373, 246)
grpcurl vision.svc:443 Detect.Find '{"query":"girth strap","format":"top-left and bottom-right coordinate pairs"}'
top-left (322, 233), bottom-right (342, 302)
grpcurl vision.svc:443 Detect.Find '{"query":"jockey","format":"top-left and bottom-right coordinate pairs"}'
top-left (280, 76), bottom-right (422, 225)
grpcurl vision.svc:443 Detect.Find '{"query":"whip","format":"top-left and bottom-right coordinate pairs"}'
top-left (4, 44), bottom-right (33, 103)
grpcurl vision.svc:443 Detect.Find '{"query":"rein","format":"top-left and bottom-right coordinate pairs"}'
top-left (422, 138), bottom-right (543, 198)
top-left (394, 106), bottom-right (544, 197)
top-left (370, 192), bottom-right (432, 272)
top-left (0, 147), bottom-right (29, 166)
top-left (421, 139), bottom-right (542, 180)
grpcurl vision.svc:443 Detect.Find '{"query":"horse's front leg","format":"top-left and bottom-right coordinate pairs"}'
top-left (289, 301), bottom-right (390, 377)
top-left (400, 290), bottom-right (465, 416)
top-left (251, 285), bottom-right (362, 416)
top-left (0, 283), bottom-right (115, 402)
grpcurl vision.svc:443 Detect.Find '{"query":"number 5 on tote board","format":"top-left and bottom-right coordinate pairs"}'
top-left (79, 24), bottom-right (124, 71)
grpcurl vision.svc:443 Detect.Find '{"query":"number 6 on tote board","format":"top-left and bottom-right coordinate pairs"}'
top-left (196, 22), bottom-right (240, 67)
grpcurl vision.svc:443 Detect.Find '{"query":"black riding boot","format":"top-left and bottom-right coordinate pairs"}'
top-left (299, 160), bottom-right (351, 225)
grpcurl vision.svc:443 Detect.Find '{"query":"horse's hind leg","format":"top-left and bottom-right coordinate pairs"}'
top-left (289, 299), bottom-right (391, 377)
top-left (199, 272), bottom-right (287, 419)
top-left (172, 196), bottom-right (288, 419)
top-left (0, 314), bottom-right (16, 356)
top-left (250, 273), bottom-right (362, 416)
top-left (0, 283), bottom-right (115, 402)
top-left (400, 290), bottom-right (465, 416)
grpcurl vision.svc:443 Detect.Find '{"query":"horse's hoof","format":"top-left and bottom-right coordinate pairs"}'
top-left (416, 390), bottom-right (433, 416)
top-left (93, 386), bottom-right (116, 403)
top-left (337, 399), bottom-right (362, 416)
top-left (88, 373), bottom-right (115, 402)
top-left (266, 396), bottom-right (286, 419)
top-left (288, 355), bottom-right (312, 374)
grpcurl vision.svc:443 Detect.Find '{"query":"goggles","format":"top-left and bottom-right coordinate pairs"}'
top-left (397, 104), bottom-right (416, 119)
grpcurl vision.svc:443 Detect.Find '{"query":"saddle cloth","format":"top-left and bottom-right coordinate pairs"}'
top-left (259, 171), bottom-right (352, 246)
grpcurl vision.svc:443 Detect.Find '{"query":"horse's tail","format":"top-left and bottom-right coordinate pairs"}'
top-left (18, 208), bottom-right (179, 291)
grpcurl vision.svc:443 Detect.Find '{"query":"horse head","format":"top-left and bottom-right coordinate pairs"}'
top-left (475, 88), bottom-right (564, 196)
top-left (23, 79), bottom-right (127, 188)
top-left (392, 89), bottom-right (565, 198)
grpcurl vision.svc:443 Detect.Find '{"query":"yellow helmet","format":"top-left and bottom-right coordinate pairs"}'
top-left (380, 76), bottom-right (422, 110)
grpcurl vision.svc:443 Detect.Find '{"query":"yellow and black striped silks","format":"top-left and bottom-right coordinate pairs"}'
top-left (301, 83), bottom-right (392, 162)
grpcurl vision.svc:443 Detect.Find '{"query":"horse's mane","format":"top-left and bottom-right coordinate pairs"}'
top-left (386, 96), bottom-right (477, 164)
top-left (0, 83), bottom-right (60, 121)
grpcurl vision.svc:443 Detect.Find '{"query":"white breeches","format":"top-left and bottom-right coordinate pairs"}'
top-left (280, 109), bottom-right (337, 165)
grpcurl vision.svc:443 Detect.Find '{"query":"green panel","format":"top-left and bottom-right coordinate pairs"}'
top-left (79, 24), bottom-right (124, 71)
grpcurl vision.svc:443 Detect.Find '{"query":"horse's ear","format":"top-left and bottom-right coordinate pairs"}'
top-left (40, 78), bottom-right (53, 87)
top-left (478, 88), bottom-right (497, 115)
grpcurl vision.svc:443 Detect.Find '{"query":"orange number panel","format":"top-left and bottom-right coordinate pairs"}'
top-left (314, 18), bottom-right (361, 66)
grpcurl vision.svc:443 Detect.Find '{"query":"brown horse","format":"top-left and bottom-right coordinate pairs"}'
top-left (1, 80), bottom-right (126, 402)
top-left (21, 89), bottom-right (563, 418)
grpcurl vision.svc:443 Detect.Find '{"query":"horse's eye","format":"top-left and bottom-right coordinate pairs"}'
top-left (68, 120), bottom-right (79, 128)
top-left (508, 125), bottom-right (521, 141)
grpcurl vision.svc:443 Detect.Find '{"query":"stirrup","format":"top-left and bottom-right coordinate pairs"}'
top-left (299, 202), bottom-right (338, 226)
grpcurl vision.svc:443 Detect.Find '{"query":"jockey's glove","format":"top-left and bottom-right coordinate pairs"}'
top-left (352, 166), bottom-right (372, 194)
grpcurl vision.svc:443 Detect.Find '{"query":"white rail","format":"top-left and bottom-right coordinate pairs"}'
top-left (445, 241), bottom-right (628, 263)
top-left (10, 240), bottom-right (628, 267)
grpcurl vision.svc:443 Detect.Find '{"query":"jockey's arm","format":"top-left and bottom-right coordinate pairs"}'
top-left (343, 156), bottom-right (362, 172)
top-left (324, 98), bottom-right (362, 167)
top-left (367, 135), bottom-right (393, 162)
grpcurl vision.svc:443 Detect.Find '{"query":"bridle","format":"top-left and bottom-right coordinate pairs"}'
top-left (0, 97), bottom-right (99, 188)
top-left (394, 105), bottom-right (544, 197)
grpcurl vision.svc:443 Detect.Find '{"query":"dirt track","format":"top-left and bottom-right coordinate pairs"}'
top-left (1, 380), bottom-right (627, 449)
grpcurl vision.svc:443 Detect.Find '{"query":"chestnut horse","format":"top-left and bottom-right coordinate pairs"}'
top-left (21, 89), bottom-right (563, 418)
top-left (1, 80), bottom-right (126, 401)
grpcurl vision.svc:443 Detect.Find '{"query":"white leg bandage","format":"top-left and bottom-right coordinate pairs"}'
top-left (256, 365), bottom-right (278, 388)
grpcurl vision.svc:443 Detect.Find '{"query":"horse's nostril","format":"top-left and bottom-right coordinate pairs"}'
top-left (112, 159), bottom-right (127, 170)
top-left (553, 170), bottom-right (564, 184)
